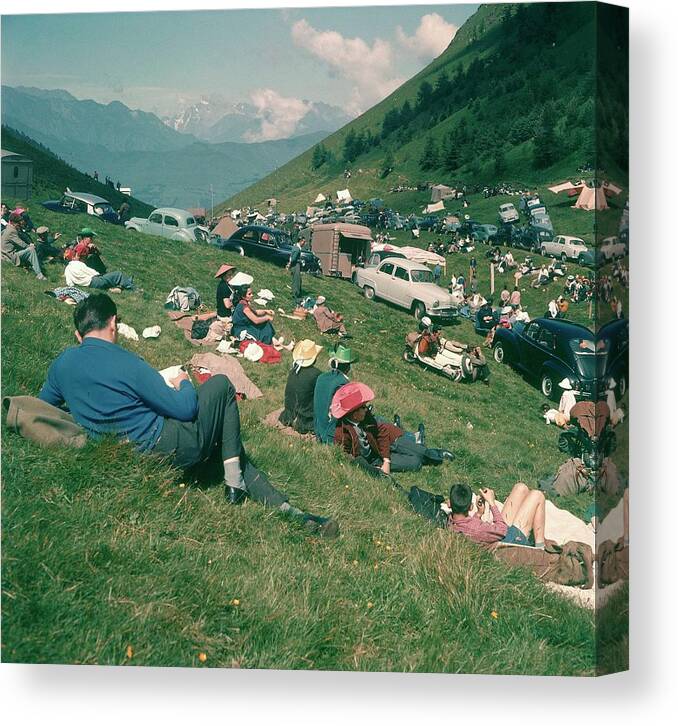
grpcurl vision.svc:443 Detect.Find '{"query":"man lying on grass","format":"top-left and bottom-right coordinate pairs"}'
top-left (448, 482), bottom-right (545, 549)
top-left (38, 293), bottom-right (338, 538)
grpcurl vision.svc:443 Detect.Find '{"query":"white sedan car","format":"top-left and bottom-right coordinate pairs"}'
top-left (125, 207), bottom-right (209, 242)
top-left (354, 257), bottom-right (459, 321)
top-left (599, 236), bottom-right (628, 260)
top-left (540, 234), bottom-right (589, 261)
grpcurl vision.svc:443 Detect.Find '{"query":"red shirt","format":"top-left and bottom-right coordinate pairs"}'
top-left (448, 504), bottom-right (508, 544)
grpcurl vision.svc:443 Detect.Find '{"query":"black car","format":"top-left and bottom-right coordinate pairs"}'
top-left (216, 225), bottom-right (321, 272)
top-left (492, 318), bottom-right (605, 400)
top-left (494, 225), bottom-right (552, 252)
top-left (598, 317), bottom-right (629, 397)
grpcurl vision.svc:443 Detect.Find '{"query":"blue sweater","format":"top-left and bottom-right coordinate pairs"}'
top-left (39, 337), bottom-right (198, 451)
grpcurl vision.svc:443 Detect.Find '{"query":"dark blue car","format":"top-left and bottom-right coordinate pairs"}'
top-left (492, 317), bottom-right (606, 400)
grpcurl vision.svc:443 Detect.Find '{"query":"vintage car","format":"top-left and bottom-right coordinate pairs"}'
top-left (599, 236), bottom-right (628, 260)
top-left (498, 202), bottom-right (519, 224)
top-left (492, 318), bottom-right (605, 400)
top-left (217, 224), bottom-right (321, 272)
top-left (598, 317), bottom-right (629, 398)
top-left (457, 219), bottom-right (498, 243)
top-left (540, 234), bottom-right (589, 261)
top-left (125, 207), bottom-right (209, 242)
top-left (354, 257), bottom-right (459, 321)
top-left (530, 212), bottom-right (554, 233)
top-left (42, 190), bottom-right (121, 224)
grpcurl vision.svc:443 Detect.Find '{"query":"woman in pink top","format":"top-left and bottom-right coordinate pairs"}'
top-left (448, 482), bottom-right (545, 548)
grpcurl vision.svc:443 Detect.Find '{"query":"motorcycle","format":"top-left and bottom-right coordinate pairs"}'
top-left (403, 331), bottom-right (476, 382)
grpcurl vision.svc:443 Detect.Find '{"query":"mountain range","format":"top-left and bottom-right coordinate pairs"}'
top-left (1, 86), bottom-right (337, 207)
top-left (163, 95), bottom-right (351, 144)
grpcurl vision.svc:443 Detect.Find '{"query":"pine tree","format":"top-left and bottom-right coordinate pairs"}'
top-left (311, 144), bottom-right (327, 170)
top-left (419, 136), bottom-right (439, 171)
top-left (533, 102), bottom-right (559, 168)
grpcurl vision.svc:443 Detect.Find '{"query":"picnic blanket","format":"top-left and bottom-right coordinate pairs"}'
top-left (167, 310), bottom-right (227, 346)
top-left (189, 352), bottom-right (263, 400)
top-left (239, 339), bottom-right (281, 364)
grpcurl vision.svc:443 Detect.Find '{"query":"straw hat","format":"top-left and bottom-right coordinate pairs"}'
top-left (330, 382), bottom-right (374, 419)
top-left (229, 272), bottom-right (254, 287)
top-left (214, 263), bottom-right (235, 278)
top-left (292, 339), bottom-right (323, 367)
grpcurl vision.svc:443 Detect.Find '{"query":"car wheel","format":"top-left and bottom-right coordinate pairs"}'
top-left (541, 373), bottom-right (556, 400)
top-left (363, 286), bottom-right (375, 300)
top-left (412, 302), bottom-right (426, 321)
top-left (561, 253), bottom-right (568, 262)
top-left (126, 227), bottom-right (136, 232)
top-left (493, 342), bottom-right (506, 364)
top-left (618, 374), bottom-right (628, 398)
top-left (541, 246), bottom-right (547, 256)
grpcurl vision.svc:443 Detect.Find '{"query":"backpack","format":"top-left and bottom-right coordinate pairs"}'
top-left (191, 316), bottom-right (217, 340)
top-left (165, 286), bottom-right (201, 312)
top-left (597, 537), bottom-right (629, 587)
top-left (3, 396), bottom-right (87, 449)
top-left (407, 486), bottom-right (448, 528)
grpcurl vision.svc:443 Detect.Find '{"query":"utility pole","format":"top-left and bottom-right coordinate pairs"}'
top-left (210, 184), bottom-right (214, 221)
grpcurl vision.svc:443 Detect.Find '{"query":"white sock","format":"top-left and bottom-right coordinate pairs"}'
top-left (223, 457), bottom-right (246, 491)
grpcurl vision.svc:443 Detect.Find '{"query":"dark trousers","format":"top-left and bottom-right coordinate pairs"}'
top-left (389, 436), bottom-right (444, 472)
top-left (90, 270), bottom-right (135, 290)
top-left (291, 264), bottom-right (302, 299)
top-left (153, 375), bottom-right (288, 507)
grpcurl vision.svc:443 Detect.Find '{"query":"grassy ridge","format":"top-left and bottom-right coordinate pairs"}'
top-left (1, 196), bottom-right (627, 672)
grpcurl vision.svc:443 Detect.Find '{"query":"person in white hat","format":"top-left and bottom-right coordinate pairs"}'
top-left (606, 378), bottom-right (626, 426)
top-left (279, 339), bottom-right (324, 433)
top-left (542, 378), bottom-right (581, 426)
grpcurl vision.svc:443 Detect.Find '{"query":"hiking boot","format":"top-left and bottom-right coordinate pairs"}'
top-left (393, 413), bottom-right (402, 428)
top-left (440, 449), bottom-right (455, 462)
top-left (303, 514), bottom-right (340, 538)
top-left (226, 486), bottom-right (247, 505)
top-left (417, 423), bottom-right (426, 447)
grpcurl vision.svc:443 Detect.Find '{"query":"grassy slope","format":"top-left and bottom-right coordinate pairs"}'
top-left (218, 4), bottom-right (611, 216)
top-left (1, 126), bottom-right (154, 218)
top-left (1, 189), bottom-right (627, 671)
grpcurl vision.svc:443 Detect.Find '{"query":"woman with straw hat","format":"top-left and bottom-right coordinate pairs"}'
top-left (278, 339), bottom-right (324, 434)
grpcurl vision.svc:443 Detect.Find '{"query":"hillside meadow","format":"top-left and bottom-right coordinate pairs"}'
top-left (1, 201), bottom-right (627, 673)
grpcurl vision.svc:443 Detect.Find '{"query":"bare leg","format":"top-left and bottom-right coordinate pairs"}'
top-left (501, 482), bottom-right (530, 526)
top-left (512, 490), bottom-right (546, 543)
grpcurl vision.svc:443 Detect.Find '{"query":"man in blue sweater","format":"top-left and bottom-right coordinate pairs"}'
top-left (39, 293), bottom-right (338, 537)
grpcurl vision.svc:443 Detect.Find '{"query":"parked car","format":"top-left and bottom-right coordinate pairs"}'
top-left (492, 318), bottom-right (604, 400)
top-left (419, 215), bottom-right (440, 231)
top-left (125, 207), bottom-right (209, 242)
top-left (364, 250), bottom-right (407, 267)
top-left (354, 258), bottom-right (459, 322)
top-left (599, 236), bottom-right (628, 260)
top-left (498, 202), bottom-right (519, 224)
top-left (599, 317), bottom-right (628, 398)
top-left (42, 190), bottom-right (121, 225)
top-left (530, 212), bottom-right (554, 233)
top-left (384, 213), bottom-right (404, 230)
top-left (540, 234), bottom-right (589, 261)
top-left (217, 224), bottom-right (321, 272)
top-left (525, 197), bottom-right (546, 217)
top-left (457, 220), bottom-right (498, 243)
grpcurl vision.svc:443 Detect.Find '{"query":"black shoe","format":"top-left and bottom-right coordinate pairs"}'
top-left (303, 514), bottom-right (340, 538)
top-left (226, 486), bottom-right (247, 505)
top-left (440, 449), bottom-right (455, 462)
top-left (393, 414), bottom-right (402, 428)
top-left (417, 423), bottom-right (426, 448)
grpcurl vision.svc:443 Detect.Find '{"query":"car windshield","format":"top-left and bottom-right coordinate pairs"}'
top-left (569, 338), bottom-right (608, 379)
top-left (410, 269), bottom-right (433, 283)
top-left (275, 232), bottom-right (292, 245)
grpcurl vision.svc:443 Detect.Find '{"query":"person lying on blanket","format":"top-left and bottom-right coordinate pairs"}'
top-left (447, 482), bottom-right (545, 549)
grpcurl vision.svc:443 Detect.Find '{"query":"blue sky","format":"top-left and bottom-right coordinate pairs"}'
top-left (2, 3), bottom-right (477, 125)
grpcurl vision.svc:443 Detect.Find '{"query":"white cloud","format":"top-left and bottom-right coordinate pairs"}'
top-left (243, 88), bottom-right (311, 142)
top-left (291, 19), bottom-right (403, 116)
top-left (396, 13), bottom-right (458, 61)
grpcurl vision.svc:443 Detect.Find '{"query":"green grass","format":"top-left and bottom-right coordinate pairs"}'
top-left (1, 199), bottom-right (627, 673)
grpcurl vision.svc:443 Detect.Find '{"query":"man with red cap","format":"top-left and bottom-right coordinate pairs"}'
top-left (330, 382), bottom-right (453, 475)
top-left (1, 211), bottom-right (46, 279)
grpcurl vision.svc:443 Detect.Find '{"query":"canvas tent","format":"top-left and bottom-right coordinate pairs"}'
top-left (313, 193), bottom-right (326, 204)
top-left (430, 184), bottom-right (456, 203)
top-left (548, 179), bottom-right (623, 211)
top-left (424, 201), bottom-right (445, 214)
top-left (336, 189), bottom-right (352, 204)
top-left (265, 198), bottom-right (277, 208)
top-left (211, 216), bottom-right (238, 240)
top-left (372, 243), bottom-right (446, 271)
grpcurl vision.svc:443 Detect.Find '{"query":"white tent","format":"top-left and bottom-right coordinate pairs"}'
top-left (313, 193), bottom-right (326, 203)
top-left (548, 179), bottom-right (623, 211)
top-left (424, 200), bottom-right (445, 214)
top-left (336, 188), bottom-right (352, 204)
